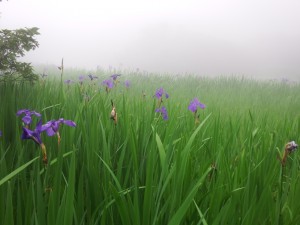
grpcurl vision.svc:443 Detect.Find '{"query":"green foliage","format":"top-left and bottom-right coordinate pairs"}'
top-left (0, 71), bottom-right (299, 224)
top-left (0, 27), bottom-right (40, 82)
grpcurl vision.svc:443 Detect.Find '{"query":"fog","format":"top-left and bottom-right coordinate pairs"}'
top-left (1, 0), bottom-right (300, 80)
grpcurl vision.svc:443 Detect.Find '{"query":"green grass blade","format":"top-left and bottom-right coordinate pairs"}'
top-left (168, 167), bottom-right (211, 225)
top-left (156, 133), bottom-right (166, 170)
top-left (0, 156), bottom-right (39, 187)
top-left (193, 200), bottom-right (208, 225)
top-left (4, 182), bottom-right (14, 225)
top-left (63, 151), bottom-right (76, 225)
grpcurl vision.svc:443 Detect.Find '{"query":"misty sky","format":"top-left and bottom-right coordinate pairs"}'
top-left (1, 0), bottom-right (300, 79)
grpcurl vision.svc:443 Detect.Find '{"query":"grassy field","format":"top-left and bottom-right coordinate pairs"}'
top-left (0, 70), bottom-right (299, 225)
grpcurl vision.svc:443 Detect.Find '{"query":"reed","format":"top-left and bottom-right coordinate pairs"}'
top-left (0, 71), bottom-right (299, 224)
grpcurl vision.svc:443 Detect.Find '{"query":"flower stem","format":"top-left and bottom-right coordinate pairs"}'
top-left (40, 143), bottom-right (47, 165)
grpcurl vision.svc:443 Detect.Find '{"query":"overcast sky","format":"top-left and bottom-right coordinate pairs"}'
top-left (1, 0), bottom-right (300, 79)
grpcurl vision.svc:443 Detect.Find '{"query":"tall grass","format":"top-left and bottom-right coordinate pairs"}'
top-left (0, 72), bottom-right (299, 224)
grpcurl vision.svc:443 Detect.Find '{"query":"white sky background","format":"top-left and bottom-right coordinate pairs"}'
top-left (1, 0), bottom-right (300, 79)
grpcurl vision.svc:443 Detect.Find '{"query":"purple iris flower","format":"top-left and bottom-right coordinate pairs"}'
top-left (21, 119), bottom-right (48, 164)
top-left (154, 88), bottom-right (169, 99)
top-left (79, 75), bottom-right (86, 84)
top-left (17, 109), bottom-right (41, 125)
top-left (102, 79), bottom-right (114, 89)
top-left (124, 80), bottom-right (130, 88)
top-left (64, 79), bottom-right (74, 85)
top-left (188, 98), bottom-right (206, 113)
top-left (155, 106), bottom-right (169, 120)
top-left (88, 74), bottom-right (98, 81)
top-left (110, 74), bottom-right (121, 80)
top-left (41, 118), bottom-right (76, 136)
top-left (21, 119), bottom-right (44, 145)
top-left (0, 130), bottom-right (2, 137)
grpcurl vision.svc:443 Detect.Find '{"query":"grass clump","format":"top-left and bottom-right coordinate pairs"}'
top-left (0, 71), bottom-right (299, 224)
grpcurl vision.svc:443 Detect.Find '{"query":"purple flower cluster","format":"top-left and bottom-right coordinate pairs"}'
top-left (17, 109), bottom-right (76, 146)
top-left (88, 74), bottom-right (98, 81)
top-left (154, 88), bottom-right (169, 121)
top-left (64, 79), bottom-right (74, 85)
top-left (110, 74), bottom-right (121, 81)
top-left (188, 98), bottom-right (206, 113)
top-left (64, 74), bottom-right (131, 93)
top-left (102, 79), bottom-right (114, 89)
top-left (21, 119), bottom-right (44, 145)
top-left (17, 109), bottom-right (41, 125)
top-left (155, 106), bottom-right (168, 120)
top-left (124, 80), bottom-right (130, 88)
top-left (42, 119), bottom-right (76, 136)
top-left (79, 75), bottom-right (86, 85)
top-left (154, 88), bottom-right (169, 99)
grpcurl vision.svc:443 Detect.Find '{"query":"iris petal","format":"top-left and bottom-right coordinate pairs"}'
top-left (22, 115), bottom-right (32, 125)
